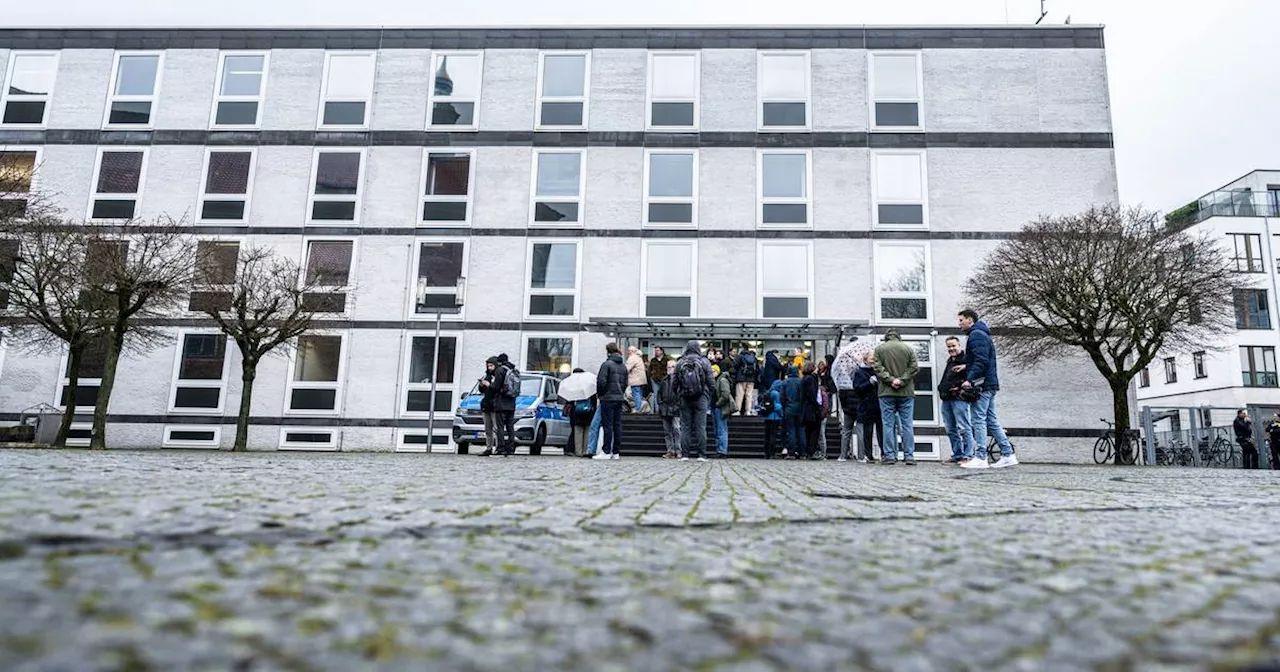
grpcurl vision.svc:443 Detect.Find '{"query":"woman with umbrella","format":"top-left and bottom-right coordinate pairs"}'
top-left (558, 368), bottom-right (598, 458)
top-left (832, 340), bottom-right (877, 462)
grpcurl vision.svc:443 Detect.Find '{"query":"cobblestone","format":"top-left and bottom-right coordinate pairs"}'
top-left (2, 450), bottom-right (1280, 670)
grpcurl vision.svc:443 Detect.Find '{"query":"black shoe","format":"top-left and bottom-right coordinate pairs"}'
top-left (880, 459), bottom-right (897, 465)
top-left (478, 448), bottom-right (493, 457)
top-left (904, 459), bottom-right (916, 466)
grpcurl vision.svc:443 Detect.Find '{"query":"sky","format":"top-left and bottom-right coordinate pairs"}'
top-left (10, 0), bottom-right (1280, 211)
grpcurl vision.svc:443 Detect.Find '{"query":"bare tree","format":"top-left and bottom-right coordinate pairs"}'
top-left (196, 246), bottom-right (321, 452)
top-left (82, 217), bottom-right (197, 450)
top-left (964, 205), bottom-right (1239, 462)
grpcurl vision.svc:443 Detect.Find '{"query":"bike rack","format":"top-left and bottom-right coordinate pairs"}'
top-left (1140, 403), bottom-right (1269, 468)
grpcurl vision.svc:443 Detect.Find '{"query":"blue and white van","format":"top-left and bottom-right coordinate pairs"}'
top-left (451, 373), bottom-right (571, 454)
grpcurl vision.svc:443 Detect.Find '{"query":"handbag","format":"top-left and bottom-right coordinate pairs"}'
top-left (958, 378), bottom-right (984, 403)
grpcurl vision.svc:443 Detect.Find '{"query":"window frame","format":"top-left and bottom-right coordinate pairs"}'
top-left (1241, 345), bottom-right (1279, 388)
top-left (0, 146), bottom-right (42, 214)
top-left (520, 332), bottom-right (579, 375)
top-left (640, 239), bottom-right (698, 318)
top-left (278, 427), bottom-right (340, 451)
top-left (1192, 351), bottom-right (1207, 380)
top-left (871, 149), bottom-right (930, 230)
top-left (167, 330), bottom-right (233, 414)
top-left (425, 50), bottom-right (483, 131)
top-left (1233, 288), bottom-right (1272, 330)
top-left (283, 332), bottom-right (348, 417)
top-left (209, 51), bottom-right (270, 129)
top-left (645, 51), bottom-right (700, 131)
top-left (868, 51), bottom-right (925, 132)
top-left (408, 237), bottom-right (468, 321)
top-left (643, 149), bottom-right (698, 228)
top-left (87, 147), bottom-right (149, 222)
top-left (756, 149), bottom-right (813, 230)
top-left (756, 240), bottom-right (815, 320)
top-left (400, 331), bottom-right (464, 417)
top-left (161, 425), bottom-right (222, 449)
top-left (306, 148), bottom-right (366, 225)
top-left (756, 51), bottom-right (811, 132)
top-left (101, 51), bottom-right (164, 129)
top-left (316, 51), bottom-right (377, 130)
top-left (395, 428), bottom-right (452, 453)
top-left (0, 51), bottom-right (60, 128)
top-left (1139, 367), bottom-right (1150, 388)
top-left (196, 147), bottom-right (257, 224)
top-left (535, 51), bottom-right (592, 130)
top-left (1163, 357), bottom-right (1177, 384)
top-left (528, 149), bottom-right (586, 228)
top-left (524, 238), bottom-right (583, 321)
top-left (1230, 233), bottom-right (1265, 273)
top-left (873, 241), bottom-right (934, 326)
top-left (189, 238), bottom-right (241, 313)
top-left (419, 148), bottom-right (476, 227)
top-left (301, 236), bottom-right (357, 316)
top-left (53, 338), bottom-right (108, 411)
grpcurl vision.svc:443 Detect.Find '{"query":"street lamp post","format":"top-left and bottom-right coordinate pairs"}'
top-left (417, 276), bottom-right (466, 452)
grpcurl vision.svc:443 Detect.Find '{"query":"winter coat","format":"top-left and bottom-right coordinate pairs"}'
top-left (963, 320), bottom-right (1001, 390)
top-left (479, 356), bottom-right (500, 411)
top-left (656, 378), bottom-right (681, 418)
top-left (801, 374), bottom-right (821, 423)
top-left (851, 365), bottom-right (881, 422)
top-left (781, 369), bottom-right (804, 419)
top-left (565, 396), bottom-right (597, 427)
top-left (937, 353), bottom-right (967, 401)
top-left (734, 351), bottom-right (761, 385)
top-left (1268, 418), bottom-right (1280, 445)
top-left (873, 333), bottom-right (919, 398)
top-left (597, 353), bottom-right (629, 402)
top-left (626, 353), bottom-right (646, 387)
top-left (761, 352), bottom-right (783, 389)
top-left (675, 340), bottom-right (717, 403)
top-left (714, 372), bottom-right (735, 414)
top-left (647, 355), bottom-right (669, 383)
top-left (1234, 416), bottom-right (1254, 440)
top-left (490, 364), bottom-right (517, 413)
top-left (763, 381), bottom-right (784, 422)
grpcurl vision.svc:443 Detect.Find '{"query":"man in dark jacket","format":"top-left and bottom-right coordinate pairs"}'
top-left (958, 309), bottom-right (1016, 470)
top-left (938, 337), bottom-right (974, 464)
top-left (1267, 413), bottom-right (1280, 470)
top-left (596, 343), bottom-right (629, 459)
top-left (761, 350), bottom-right (783, 391)
top-left (477, 356), bottom-right (500, 457)
top-left (852, 352), bottom-right (883, 463)
top-left (1235, 409), bottom-right (1258, 470)
top-left (491, 353), bottom-right (517, 456)
top-left (781, 366), bottom-right (805, 459)
top-left (673, 339), bottom-right (715, 461)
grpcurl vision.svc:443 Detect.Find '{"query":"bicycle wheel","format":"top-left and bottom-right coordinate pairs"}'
top-left (1093, 435), bottom-right (1113, 464)
top-left (1116, 436), bottom-right (1138, 465)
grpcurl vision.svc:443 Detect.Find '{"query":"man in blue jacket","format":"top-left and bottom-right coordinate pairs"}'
top-left (957, 309), bottom-right (1017, 469)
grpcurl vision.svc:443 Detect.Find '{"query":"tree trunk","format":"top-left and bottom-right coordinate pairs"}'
top-left (88, 327), bottom-right (125, 451)
top-left (233, 359), bottom-right (256, 452)
top-left (1109, 376), bottom-right (1132, 465)
top-left (54, 344), bottom-right (83, 448)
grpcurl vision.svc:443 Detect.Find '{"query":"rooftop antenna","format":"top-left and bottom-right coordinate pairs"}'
top-left (1035, 0), bottom-right (1049, 24)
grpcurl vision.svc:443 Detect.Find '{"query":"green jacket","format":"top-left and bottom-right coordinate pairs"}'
top-left (715, 372), bottom-right (735, 414)
top-left (873, 334), bottom-right (919, 398)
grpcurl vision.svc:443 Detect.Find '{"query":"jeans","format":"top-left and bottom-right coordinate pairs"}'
top-left (817, 416), bottom-right (829, 457)
top-left (631, 386), bottom-right (645, 413)
top-left (496, 411), bottom-right (516, 454)
top-left (680, 397), bottom-right (709, 458)
top-left (878, 397), bottom-right (915, 461)
top-left (839, 410), bottom-right (858, 460)
top-left (941, 399), bottom-right (975, 460)
top-left (601, 401), bottom-right (624, 455)
top-left (764, 419), bottom-right (780, 458)
top-left (734, 382), bottom-right (755, 415)
top-left (661, 416), bottom-right (681, 455)
top-left (482, 411), bottom-right (498, 451)
top-left (711, 408), bottom-right (728, 455)
top-left (970, 390), bottom-right (1012, 460)
top-left (784, 415), bottom-right (805, 457)
top-left (586, 405), bottom-right (602, 455)
top-left (860, 416), bottom-right (883, 461)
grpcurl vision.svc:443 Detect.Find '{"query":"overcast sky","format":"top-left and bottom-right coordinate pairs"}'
top-left (11, 0), bottom-right (1280, 210)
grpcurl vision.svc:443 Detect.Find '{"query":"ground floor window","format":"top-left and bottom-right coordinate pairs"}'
top-left (524, 335), bottom-right (576, 377)
top-left (402, 335), bottom-right (459, 415)
top-left (286, 334), bottom-right (345, 414)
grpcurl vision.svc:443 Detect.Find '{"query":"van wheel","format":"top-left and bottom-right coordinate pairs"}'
top-left (531, 426), bottom-right (546, 456)
top-left (457, 443), bottom-right (469, 455)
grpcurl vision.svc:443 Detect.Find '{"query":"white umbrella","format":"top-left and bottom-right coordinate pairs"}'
top-left (557, 371), bottom-right (597, 402)
top-left (832, 339), bottom-right (876, 390)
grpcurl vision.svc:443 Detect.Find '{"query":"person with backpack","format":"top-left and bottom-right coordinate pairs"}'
top-left (852, 351), bottom-right (883, 463)
top-left (477, 356), bottom-right (501, 457)
top-left (712, 364), bottom-right (734, 458)
top-left (596, 343), bottom-right (629, 460)
top-left (733, 349), bottom-right (760, 416)
top-left (562, 368), bottom-right (597, 458)
top-left (762, 378), bottom-right (784, 459)
top-left (801, 362), bottom-right (824, 460)
top-left (873, 331), bottom-right (919, 465)
top-left (673, 339), bottom-right (715, 462)
top-left (656, 360), bottom-right (682, 458)
top-left (491, 353), bottom-right (518, 457)
top-left (781, 366), bottom-right (805, 459)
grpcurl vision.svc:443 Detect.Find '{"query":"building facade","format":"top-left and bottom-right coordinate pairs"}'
top-left (0, 26), bottom-right (1118, 457)
top-left (1137, 172), bottom-right (1280, 431)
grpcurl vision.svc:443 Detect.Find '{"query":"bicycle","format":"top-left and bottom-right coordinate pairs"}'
top-left (1169, 439), bottom-right (1195, 466)
top-left (985, 435), bottom-right (1015, 464)
top-left (1094, 418), bottom-right (1139, 465)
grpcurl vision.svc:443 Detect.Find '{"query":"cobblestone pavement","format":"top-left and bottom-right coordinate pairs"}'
top-left (2, 451), bottom-right (1280, 671)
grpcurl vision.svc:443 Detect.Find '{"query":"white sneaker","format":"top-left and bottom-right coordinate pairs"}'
top-left (837, 457), bottom-right (847, 462)
top-left (697, 457), bottom-right (707, 462)
top-left (612, 453), bottom-right (621, 460)
top-left (992, 455), bottom-right (1019, 469)
top-left (592, 453), bottom-right (611, 460)
top-left (959, 457), bottom-right (990, 470)
top-left (678, 456), bottom-right (689, 461)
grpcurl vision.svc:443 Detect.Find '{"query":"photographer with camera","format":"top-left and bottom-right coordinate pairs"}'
top-left (938, 336), bottom-right (974, 465)
top-left (958, 309), bottom-right (1016, 470)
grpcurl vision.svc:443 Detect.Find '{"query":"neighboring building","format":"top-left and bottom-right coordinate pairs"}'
top-left (0, 26), bottom-right (1118, 457)
top-left (1139, 172), bottom-right (1280, 428)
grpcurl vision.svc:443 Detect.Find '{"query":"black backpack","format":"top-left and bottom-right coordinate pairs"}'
top-left (501, 365), bottom-right (522, 398)
top-left (739, 352), bottom-right (758, 379)
top-left (674, 356), bottom-right (706, 399)
top-left (759, 390), bottom-right (777, 415)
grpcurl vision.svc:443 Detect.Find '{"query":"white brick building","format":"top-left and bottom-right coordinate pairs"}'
top-left (0, 26), bottom-right (1118, 457)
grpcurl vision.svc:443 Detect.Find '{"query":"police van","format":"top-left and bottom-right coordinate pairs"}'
top-left (451, 372), bottom-right (571, 455)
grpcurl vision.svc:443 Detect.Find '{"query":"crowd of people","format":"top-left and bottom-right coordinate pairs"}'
top-left (1233, 409), bottom-right (1280, 470)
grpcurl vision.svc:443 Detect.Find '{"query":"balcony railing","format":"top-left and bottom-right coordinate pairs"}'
top-left (1169, 190), bottom-right (1280, 227)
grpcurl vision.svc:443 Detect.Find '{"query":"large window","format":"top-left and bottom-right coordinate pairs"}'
top-left (758, 52), bottom-right (809, 129)
top-left (287, 334), bottom-right (345, 413)
top-left (57, 335), bottom-right (109, 409)
top-left (873, 150), bottom-right (928, 228)
top-left (104, 53), bottom-right (162, 127)
top-left (318, 52), bottom-right (376, 128)
top-left (524, 335), bottom-right (576, 377)
top-left (1233, 289), bottom-right (1271, 329)
top-left (211, 52), bottom-right (268, 128)
top-left (1139, 367), bottom-right (1150, 388)
top-left (421, 150), bottom-right (474, 225)
top-left (1231, 233), bottom-right (1265, 273)
top-left (531, 151), bottom-right (584, 225)
top-left (758, 242), bottom-right (812, 319)
top-left (875, 243), bottom-right (931, 322)
top-left (1, 52), bottom-right (58, 127)
top-left (758, 151), bottom-right (810, 227)
top-left (1164, 357), bottom-right (1177, 384)
top-left (869, 52), bottom-right (923, 130)
top-left (198, 149), bottom-right (255, 222)
top-left (412, 240), bottom-right (466, 316)
top-left (308, 149), bottom-right (364, 223)
top-left (1241, 346), bottom-right (1278, 388)
top-left (189, 240), bottom-right (239, 312)
top-left (403, 335), bottom-right (459, 415)
top-left (1193, 351), bottom-right (1207, 379)
top-left (642, 241), bottom-right (696, 318)
top-left (89, 149), bottom-right (147, 220)
top-left (427, 52), bottom-right (483, 129)
top-left (911, 339), bottom-right (936, 425)
top-left (303, 240), bottom-right (354, 314)
top-left (169, 333), bottom-right (229, 413)
top-left (647, 52), bottom-right (699, 130)
top-left (0, 149), bottom-right (38, 219)
top-left (536, 52), bottom-right (590, 129)
top-left (644, 150), bottom-right (696, 227)
top-left (526, 241), bottom-right (580, 319)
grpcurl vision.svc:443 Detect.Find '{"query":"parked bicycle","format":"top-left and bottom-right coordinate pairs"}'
top-left (1094, 418), bottom-right (1140, 465)
top-left (986, 435), bottom-right (1015, 464)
